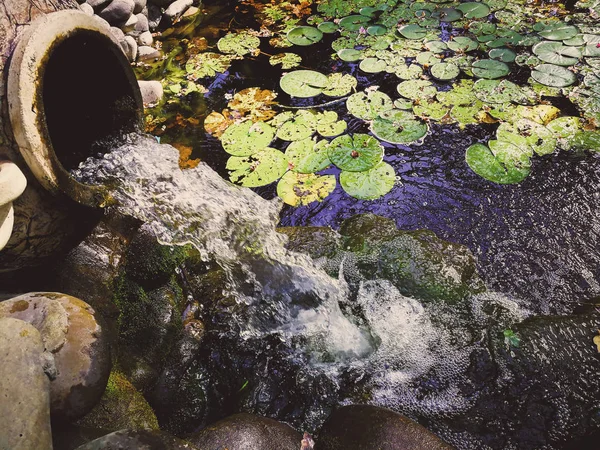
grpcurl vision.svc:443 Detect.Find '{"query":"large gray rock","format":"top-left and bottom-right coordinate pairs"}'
top-left (87, 0), bottom-right (112, 10)
top-left (0, 293), bottom-right (111, 423)
top-left (134, 12), bottom-right (150, 33)
top-left (138, 30), bottom-right (153, 46)
top-left (137, 45), bottom-right (161, 61)
top-left (74, 429), bottom-right (198, 449)
top-left (0, 318), bottom-right (52, 450)
top-left (315, 405), bottom-right (455, 450)
top-left (133, 0), bottom-right (147, 13)
top-left (98, 0), bottom-right (135, 25)
top-left (138, 80), bottom-right (163, 105)
top-left (188, 413), bottom-right (303, 450)
top-left (121, 36), bottom-right (138, 62)
top-left (161, 0), bottom-right (192, 26)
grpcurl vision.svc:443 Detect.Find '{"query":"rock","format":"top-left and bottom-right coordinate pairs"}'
top-left (188, 413), bottom-right (303, 450)
top-left (52, 425), bottom-right (109, 450)
top-left (93, 14), bottom-right (112, 29)
top-left (134, 12), bottom-right (149, 33)
top-left (0, 293), bottom-right (111, 422)
top-left (121, 36), bottom-right (138, 62)
top-left (76, 371), bottom-right (159, 431)
top-left (161, 0), bottom-right (192, 26)
top-left (74, 429), bottom-right (199, 449)
top-left (147, 4), bottom-right (163, 30)
top-left (0, 318), bottom-right (52, 450)
top-left (138, 30), bottom-right (153, 46)
top-left (98, 0), bottom-right (135, 25)
top-left (181, 5), bottom-right (199, 19)
top-left (133, 0), bottom-right (147, 13)
top-left (87, 0), bottom-right (112, 11)
top-left (138, 80), bottom-right (163, 105)
top-left (315, 405), bottom-right (455, 450)
top-left (0, 161), bottom-right (27, 250)
top-left (277, 226), bottom-right (341, 260)
top-left (121, 12), bottom-right (138, 32)
top-left (110, 26), bottom-right (126, 42)
top-left (137, 45), bottom-right (161, 61)
top-left (79, 2), bottom-right (95, 15)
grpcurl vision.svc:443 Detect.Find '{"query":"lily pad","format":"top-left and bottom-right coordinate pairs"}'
top-left (447, 36), bottom-right (479, 52)
top-left (359, 57), bottom-right (388, 73)
top-left (533, 41), bottom-right (581, 66)
top-left (471, 59), bottom-right (510, 79)
top-left (456, 2), bottom-right (490, 19)
top-left (269, 53), bottom-right (302, 69)
top-left (277, 172), bottom-right (336, 206)
top-left (473, 79), bottom-right (536, 104)
top-left (287, 26), bottom-right (324, 46)
top-left (328, 134), bottom-right (384, 171)
top-left (416, 51), bottom-right (441, 66)
top-left (465, 142), bottom-right (530, 184)
top-left (227, 147), bottom-right (288, 187)
top-left (340, 162), bottom-right (396, 199)
top-left (397, 79), bottom-right (437, 99)
top-left (221, 121), bottom-right (275, 156)
top-left (322, 73), bottom-right (357, 97)
top-left (398, 24), bottom-right (428, 40)
top-left (430, 62), bottom-right (460, 80)
top-left (488, 47), bottom-right (516, 63)
top-left (339, 14), bottom-right (371, 31)
top-left (367, 25), bottom-right (388, 36)
top-left (285, 138), bottom-right (331, 173)
top-left (337, 48), bottom-right (363, 62)
top-left (538, 24), bottom-right (579, 41)
top-left (217, 32), bottom-right (260, 56)
top-left (276, 118), bottom-right (314, 141)
top-left (318, 21), bottom-right (339, 33)
top-left (413, 100), bottom-right (450, 121)
top-left (346, 90), bottom-right (394, 120)
top-left (280, 70), bottom-right (329, 97)
top-left (185, 52), bottom-right (234, 78)
top-left (531, 64), bottom-right (577, 87)
top-left (371, 109), bottom-right (428, 144)
top-left (425, 40), bottom-right (448, 53)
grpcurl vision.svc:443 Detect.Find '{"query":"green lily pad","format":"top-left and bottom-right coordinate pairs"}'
top-left (417, 51), bottom-right (441, 66)
top-left (456, 2), bottom-right (490, 19)
top-left (413, 100), bottom-right (450, 121)
top-left (465, 142), bottom-right (530, 184)
top-left (346, 90), bottom-right (394, 120)
top-left (563, 34), bottom-right (586, 46)
top-left (317, 113), bottom-right (348, 136)
top-left (583, 43), bottom-right (600, 57)
top-left (277, 172), bottom-right (336, 206)
top-left (359, 57), bottom-right (388, 73)
top-left (394, 64), bottom-right (424, 80)
top-left (538, 24), bottom-right (579, 41)
top-left (497, 120), bottom-right (556, 156)
top-left (398, 24), bottom-right (428, 39)
top-left (221, 121), bottom-right (275, 156)
top-left (533, 41), bottom-right (581, 66)
top-left (227, 147), bottom-right (288, 187)
top-left (285, 138), bottom-right (331, 173)
top-left (471, 59), bottom-right (510, 79)
top-left (328, 134), bottom-right (384, 171)
top-left (217, 32), bottom-right (261, 56)
top-left (569, 131), bottom-right (600, 152)
top-left (339, 14), bottom-right (371, 31)
top-left (531, 64), bottom-right (577, 87)
top-left (473, 79), bottom-right (537, 104)
top-left (318, 21), bottom-right (339, 33)
top-left (397, 79), bottom-right (437, 99)
top-left (367, 25), bottom-right (388, 36)
top-left (340, 162), bottom-right (396, 200)
top-left (185, 52), bottom-right (234, 78)
top-left (430, 62), bottom-right (460, 80)
top-left (425, 40), bottom-right (448, 53)
top-left (394, 98), bottom-right (415, 110)
top-left (447, 36), bottom-right (479, 52)
top-left (337, 48), bottom-right (363, 61)
top-left (287, 26), bottom-right (324, 46)
top-left (322, 73), bottom-right (357, 97)
top-left (546, 116), bottom-right (582, 139)
top-left (488, 47), bottom-right (516, 62)
top-left (276, 118), bottom-right (314, 141)
top-left (269, 53), bottom-right (302, 69)
top-left (280, 70), bottom-right (329, 97)
top-left (432, 7), bottom-right (463, 22)
top-left (371, 109), bottom-right (428, 144)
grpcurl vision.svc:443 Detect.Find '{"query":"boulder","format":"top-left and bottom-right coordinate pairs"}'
top-left (133, 0), bottom-right (147, 14)
top-left (110, 25), bottom-right (126, 41)
top-left (121, 35), bottom-right (138, 62)
top-left (137, 45), bottom-right (161, 61)
top-left (277, 226), bottom-right (341, 260)
top-left (98, 0), bottom-right (135, 25)
top-left (74, 429), bottom-right (199, 449)
top-left (0, 318), bottom-right (52, 450)
top-left (0, 293), bottom-right (111, 422)
top-left (188, 413), bottom-right (303, 450)
top-left (76, 371), bottom-right (159, 431)
top-left (138, 30), bottom-right (153, 46)
top-left (134, 12), bottom-right (150, 33)
top-left (161, 0), bottom-right (192, 26)
top-left (138, 80), bottom-right (163, 105)
top-left (315, 405), bottom-right (455, 450)
top-left (87, 0), bottom-right (112, 10)
top-left (121, 12), bottom-right (138, 32)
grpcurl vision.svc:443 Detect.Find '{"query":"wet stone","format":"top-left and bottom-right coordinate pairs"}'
top-left (98, 0), bottom-right (135, 26)
top-left (137, 45), bottom-right (161, 61)
top-left (277, 226), bottom-right (341, 260)
top-left (79, 3), bottom-right (94, 15)
top-left (133, 0), bottom-right (146, 14)
top-left (87, 0), bottom-right (112, 11)
top-left (121, 35), bottom-right (138, 62)
top-left (161, 0), bottom-right (193, 26)
top-left (188, 413), bottom-right (303, 450)
top-left (138, 30), bottom-right (153, 46)
top-left (74, 429), bottom-right (199, 449)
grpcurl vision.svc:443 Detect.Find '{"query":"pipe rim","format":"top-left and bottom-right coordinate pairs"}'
top-left (7, 10), bottom-right (143, 208)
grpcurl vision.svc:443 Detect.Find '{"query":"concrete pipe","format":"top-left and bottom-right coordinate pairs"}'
top-left (0, 3), bottom-right (143, 273)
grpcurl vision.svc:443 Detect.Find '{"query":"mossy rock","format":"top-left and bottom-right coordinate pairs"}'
top-left (76, 371), bottom-right (159, 432)
top-left (277, 226), bottom-right (341, 260)
top-left (339, 213), bottom-right (398, 251)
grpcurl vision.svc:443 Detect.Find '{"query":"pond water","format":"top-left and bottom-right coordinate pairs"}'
top-left (104, 0), bottom-right (600, 447)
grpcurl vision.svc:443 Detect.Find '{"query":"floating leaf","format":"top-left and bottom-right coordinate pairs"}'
top-left (465, 142), bottom-right (530, 184)
top-left (471, 59), bottom-right (510, 79)
top-left (371, 109), bottom-right (428, 144)
top-left (394, 64), bottom-right (424, 80)
top-left (317, 21), bottom-right (339, 33)
top-left (413, 100), bottom-right (450, 121)
top-left (280, 70), bottom-right (329, 97)
top-left (227, 148), bottom-right (288, 187)
top-left (398, 24), bottom-right (428, 39)
top-left (204, 110), bottom-right (237, 138)
top-left (531, 64), bottom-right (577, 87)
top-left (473, 79), bottom-right (536, 105)
top-left (185, 52), bottom-right (234, 78)
top-left (416, 51), bottom-right (441, 66)
top-left (447, 36), bottom-right (479, 52)
top-left (538, 24), bottom-right (579, 41)
top-left (276, 117), bottom-right (314, 141)
top-left (322, 73), bottom-right (358, 97)
top-left (346, 90), bottom-right (394, 120)
top-left (337, 48), bottom-right (363, 61)
top-left (217, 32), bottom-right (261, 56)
top-left (285, 138), bottom-right (331, 173)
top-left (227, 87), bottom-right (278, 122)
top-left (497, 120), bottom-right (556, 156)
top-left (432, 7), bottom-right (463, 22)
top-left (287, 26), bottom-right (324, 46)
top-left (340, 162), bottom-right (396, 200)
top-left (425, 40), bottom-right (448, 53)
top-left (359, 57), bottom-right (388, 73)
top-left (269, 53), bottom-right (302, 69)
top-left (456, 2), bottom-right (490, 19)
top-left (532, 41), bottom-right (581, 66)
top-left (488, 47), bottom-right (516, 63)
top-left (430, 62), bottom-right (460, 80)
top-left (367, 25), bottom-right (388, 36)
top-left (328, 134), bottom-right (384, 171)
top-left (397, 79), bottom-right (437, 99)
top-left (221, 121), bottom-right (275, 156)
top-left (317, 119), bottom-right (347, 137)
top-left (277, 172), bottom-right (336, 206)
top-left (339, 14), bottom-right (371, 31)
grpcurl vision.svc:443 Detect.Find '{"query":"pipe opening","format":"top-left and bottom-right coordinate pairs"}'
top-left (42, 30), bottom-right (140, 172)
